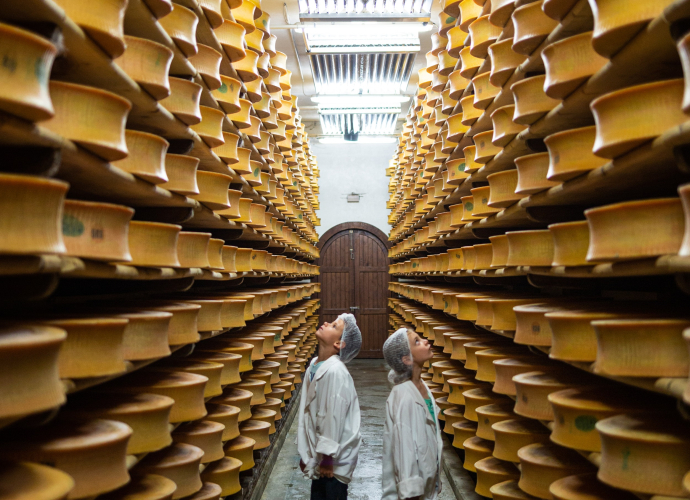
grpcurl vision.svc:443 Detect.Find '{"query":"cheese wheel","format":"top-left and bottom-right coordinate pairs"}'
top-left (158, 3), bottom-right (198, 56)
top-left (235, 248), bottom-right (253, 272)
top-left (491, 106), bottom-right (527, 148)
top-left (464, 387), bottom-right (511, 422)
top-left (207, 239), bottom-right (224, 270)
top-left (493, 357), bottom-right (558, 396)
top-left (511, 75), bottom-right (560, 125)
top-left (214, 20), bottom-right (246, 63)
top-left (176, 232), bottom-right (211, 269)
top-left (490, 298), bottom-right (550, 331)
top-left (233, 379), bottom-right (266, 404)
top-left (221, 246), bottom-right (238, 273)
top-left (475, 348), bottom-right (531, 382)
top-left (514, 371), bottom-right (596, 421)
top-left (465, 340), bottom-right (512, 369)
top-left (188, 44), bottom-right (222, 90)
top-left (0, 325), bottom-right (65, 420)
top-left (190, 171), bottom-right (233, 211)
top-left (491, 479), bottom-right (540, 500)
top-left (211, 387), bottom-right (252, 421)
top-left (61, 200), bottom-right (133, 262)
top-left (591, 79), bottom-right (686, 159)
top-left (251, 407), bottom-right (277, 434)
top-left (144, 302), bottom-right (200, 345)
top-left (488, 39), bottom-right (526, 87)
top-left (460, 95), bottom-right (482, 125)
top-left (200, 457), bottom-right (241, 496)
top-left (511, 1), bottom-right (558, 55)
top-left (471, 186), bottom-right (501, 217)
top-left (257, 397), bottom-right (283, 421)
top-left (98, 473), bottom-right (176, 500)
top-left (160, 77), bottom-right (202, 125)
top-left (468, 15), bottom-right (501, 58)
top-left (113, 130), bottom-right (169, 184)
top-left (592, 318), bottom-right (690, 377)
top-left (205, 403), bottom-right (240, 441)
top-left (489, 235), bottom-right (509, 268)
top-left (223, 435), bottom-right (256, 470)
top-left (115, 370), bottom-right (208, 423)
top-left (191, 105), bottom-right (226, 148)
top-left (40, 316), bottom-right (128, 378)
top-left (548, 221), bottom-right (590, 266)
top-left (474, 131), bottom-right (502, 164)
top-left (464, 436), bottom-right (495, 472)
top-left (44, 81), bottom-right (131, 161)
top-left (546, 308), bottom-right (631, 362)
top-left (172, 420), bottom-right (225, 463)
top-left (549, 473), bottom-right (638, 500)
top-left (596, 414), bottom-right (690, 496)
top-left (515, 153), bottom-right (560, 195)
top-left (518, 443), bottom-right (594, 499)
top-left (458, 0), bottom-right (482, 31)
top-left (0, 418), bottom-right (131, 500)
top-left (452, 419), bottom-right (478, 449)
top-left (159, 360), bottom-right (224, 398)
top-left (542, 0), bottom-right (578, 20)
top-left (0, 23), bottom-right (57, 121)
top-left (544, 126), bottom-right (608, 182)
top-left (113, 310), bottom-right (172, 361)
top-left (135, 443), bottom-right (204, 499)
top-left (0, 174), bottom-right (68, 255)
top-left (117, 36), bottom-right (172, 101)
top-left (473, 71), bottom-right (501, 109)
top-left (585, 198), bottom-right (684, 261)
top-left (475, 404), bottom-right (515, 440)
top-left (542, 32), bottom-right (607, 99)
top-left (548, 386), bottom-right (670, 452)
top-left (127, 221), bottom-right (181, 268)
top-left (588, 0), bottom-right (675, 57)
top-left (161, 154), bottom-right (199, 196)
top-left (239, 419), bottom-right (271, 449)
top-left (487, 170), bottom-right (526, 208)
top-left (506, 229), bottom-right (554, 266)
top-left (514, 303), bottom-right (572, 346)
top-left (66, 392), bottom-right (173, 454)
top-left (475, 457), bottom-right (521, 497)
top-left (53, 0), bottom-right (127, 57)
top-left (449, 69), bottom-right (470, 100)
top-left (492, 419), bottom-right (551, 463)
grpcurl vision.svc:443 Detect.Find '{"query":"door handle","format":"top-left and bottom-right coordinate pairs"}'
top-left (350, 306), bottom-right (359, 311)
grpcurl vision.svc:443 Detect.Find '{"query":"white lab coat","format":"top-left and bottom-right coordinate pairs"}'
top-left (296, 355), bottom-right (362, 484)
top-left (382, 380), bottom-right (444, 500)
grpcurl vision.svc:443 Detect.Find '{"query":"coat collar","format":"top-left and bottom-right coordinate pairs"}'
top-left (304, 355), bottom-right (342, 407)
top-left (402, 380), bottom-right (435, 425)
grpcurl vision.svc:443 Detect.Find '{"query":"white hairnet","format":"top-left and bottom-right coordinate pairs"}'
top-left (383, 327), bottom-right (413, 384)
top-left (337, 313), bottom-right (362, 363)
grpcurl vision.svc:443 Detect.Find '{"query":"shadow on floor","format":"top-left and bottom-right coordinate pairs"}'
top-left (260, 359), bottom-right (458, 500)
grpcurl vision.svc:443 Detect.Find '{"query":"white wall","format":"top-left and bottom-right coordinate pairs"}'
top-left (311, 141), bottom-right (395, 237)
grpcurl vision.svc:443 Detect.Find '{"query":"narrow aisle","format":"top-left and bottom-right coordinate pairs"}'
top-left (261, 359), bottom-right (458, 500)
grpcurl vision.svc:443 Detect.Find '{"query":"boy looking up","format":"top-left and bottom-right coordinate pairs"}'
top-left (297, 313), bottom-right (363, 500)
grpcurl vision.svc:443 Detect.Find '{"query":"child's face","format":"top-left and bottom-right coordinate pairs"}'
top-left (316, 317), bottom-right (345, 348)
top-left (407, 330), bottom-right (432, 365)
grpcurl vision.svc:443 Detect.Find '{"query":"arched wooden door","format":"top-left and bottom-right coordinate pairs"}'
top-left (318, 222), bottom-right (389, 358)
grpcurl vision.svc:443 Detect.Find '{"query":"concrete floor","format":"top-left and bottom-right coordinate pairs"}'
top-left (260, 359), bottom-right (459, 500)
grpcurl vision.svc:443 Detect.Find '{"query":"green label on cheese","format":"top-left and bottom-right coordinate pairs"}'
top-left (574, 415), bottom-right (598, 432)
top-left (62, 214), bottom-right (84, 237)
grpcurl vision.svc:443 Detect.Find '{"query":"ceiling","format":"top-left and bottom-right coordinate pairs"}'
top-left (260, 0), bottom-right (443, 139)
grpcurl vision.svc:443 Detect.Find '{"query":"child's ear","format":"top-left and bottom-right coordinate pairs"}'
top-left (402, 355), bottom-right (413, 367)
top-left (334, 339), bottom-right (344, 351)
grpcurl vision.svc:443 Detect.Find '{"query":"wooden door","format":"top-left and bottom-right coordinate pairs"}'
top-left (319, 226), bottom-right (389, 358)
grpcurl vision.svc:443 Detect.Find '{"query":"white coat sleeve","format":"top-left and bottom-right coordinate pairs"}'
top-left (314, 371), bottom-right (352, 457)
top-left (390, 399), bottom-right (427, 499)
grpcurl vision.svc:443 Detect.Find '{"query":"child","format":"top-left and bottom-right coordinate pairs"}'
top-left (297, 313), bottom-right (363, 500)
top-left (382, 327), bottom-right (444, 500)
